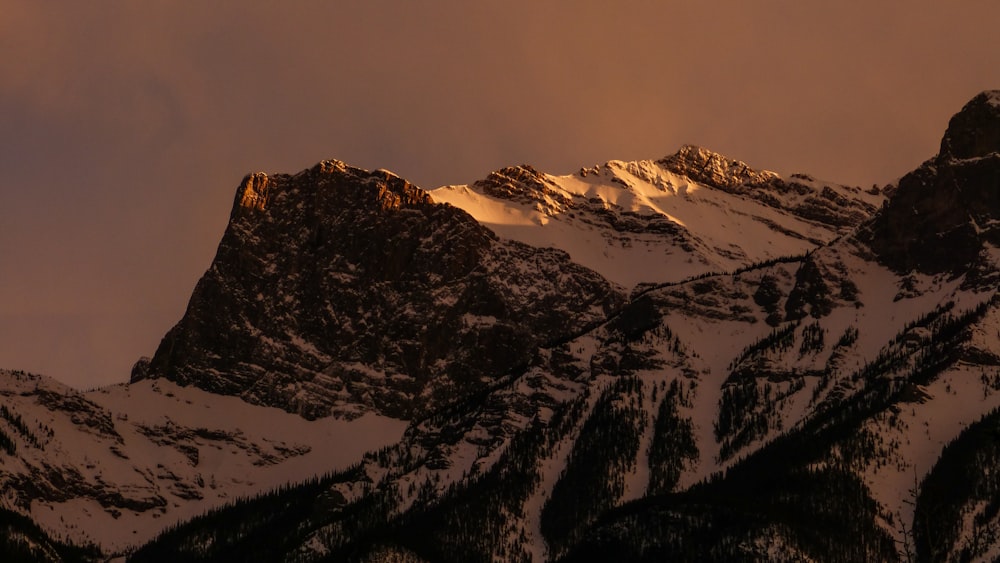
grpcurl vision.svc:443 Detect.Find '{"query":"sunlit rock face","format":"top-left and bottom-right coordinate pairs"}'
top-left (657, 144), bottom-right (780, 191)
top-left (237, 172), bottom-right (271, 212)
top-left (473, 164), bottom-right (571, 210)
top-left (137, 160), bottom-right (623, 420)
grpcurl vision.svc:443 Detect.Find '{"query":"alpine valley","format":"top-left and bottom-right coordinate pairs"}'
top-left (4, 92), bottom-right (1000, 562)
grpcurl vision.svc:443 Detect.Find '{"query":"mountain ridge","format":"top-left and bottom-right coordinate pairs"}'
top-left (136, 159), bottom-right (623, 421)
top-left (125, 90), bottom-right (1000, 562)
top-left (4, 91), bottom-right (1000, 562)
top-left (432, 145), bottom-right (883, 289)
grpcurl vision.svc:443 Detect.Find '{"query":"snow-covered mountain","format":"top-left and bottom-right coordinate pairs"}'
top-left (431, 145), bottom-right (883, 289)
top-left (0, 369), bottom-right (405, 552)
top-left (4, 91), bottom-right (1000, 562)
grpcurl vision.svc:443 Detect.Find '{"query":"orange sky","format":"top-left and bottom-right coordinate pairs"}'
top-left (3, 2), bottom-right (1000, 388)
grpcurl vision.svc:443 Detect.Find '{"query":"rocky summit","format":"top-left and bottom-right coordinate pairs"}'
top-left (939, 90), bottom-right (1000, 160)
top-left (134, 160), bottom-right (622, 420)
top-left (5, 92), bottom-right (1000, 563)
top-left (863, 90), bottom-right (1000, 275)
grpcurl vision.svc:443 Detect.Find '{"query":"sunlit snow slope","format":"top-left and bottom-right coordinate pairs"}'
top-left (432, 146), bottom-right (884, 288)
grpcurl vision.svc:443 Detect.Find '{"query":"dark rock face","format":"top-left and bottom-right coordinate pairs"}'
top-left (139, 160), bottom-right (624, 419)
top-left (862, 91), bottom-right (1000, 274)
top-left (863, 159), bottom-right (1000, 273)
top-left (939, 90), bottom-right (1000, 160)
top-left (785, 256), bottom-right (833, 320)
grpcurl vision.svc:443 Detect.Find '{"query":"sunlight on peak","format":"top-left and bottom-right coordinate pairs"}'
top-left (429, 185), bottom-right (540, 227)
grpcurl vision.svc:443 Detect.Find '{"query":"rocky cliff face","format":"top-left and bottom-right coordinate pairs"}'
top-left (939, 91), bottom-right (1000, 160)
top-left (136, 160), bottom-right (623, 420)
top-left (862, 90), bottom-right (1000, 275)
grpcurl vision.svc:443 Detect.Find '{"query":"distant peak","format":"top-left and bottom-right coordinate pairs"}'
top-left (479, 164), bottom-right (547, 185)
top-left (472, 164), bottom-right (567, 207)
top-left (938, 90), bottom-right (1000, 160)
top-left (657, 145), bottom-right (779, 190)
top-left (673, 144), bottom-right (723, 160)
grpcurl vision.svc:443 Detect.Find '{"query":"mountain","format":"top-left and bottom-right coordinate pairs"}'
top-left (431, 145), bottom-right (883, 289)
top-left (4, 91), bottom-right (1000, 562)
top-left (133, 153), bottom-right (882, 425)
top-left (863, 90), bottom-right (1000, 275)
top-left (0, 369), bottom-right (406, 553)
top-left (134, 161), bottom-right (623, 421)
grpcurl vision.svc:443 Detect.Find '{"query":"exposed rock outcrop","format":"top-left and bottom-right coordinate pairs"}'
top-left (658, 145), bottom-right (780, 190)
top-left (139, 160), bottom-right (624, 420)
top-left (862, 90), bottom-right (1000, 274)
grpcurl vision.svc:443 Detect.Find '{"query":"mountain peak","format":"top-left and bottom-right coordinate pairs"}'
top-left (657, 144), bottom-right (779, 190)
top-left (230, 160), bottom-right (431, 225)
top-left (141, 157), bottom-right (620, 420)
top-left (470, 164), bottom-right (569, 209)
top-left (938, 90), bottom-right (1000, 160)
top-left (864, 91), bottom-right (1000, 274)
